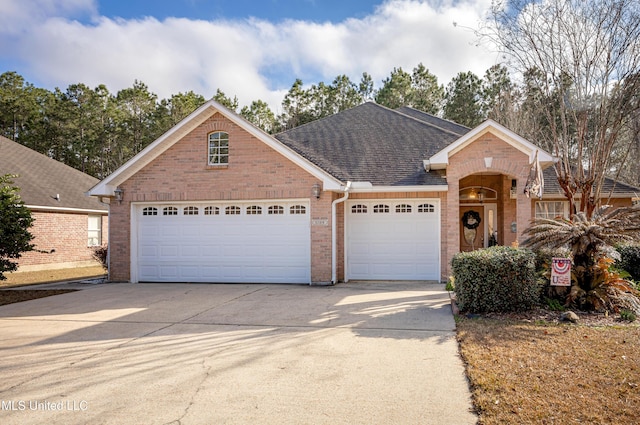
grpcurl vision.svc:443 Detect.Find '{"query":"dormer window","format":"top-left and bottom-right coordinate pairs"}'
top-left (208, 131), bottom-right (229, 165)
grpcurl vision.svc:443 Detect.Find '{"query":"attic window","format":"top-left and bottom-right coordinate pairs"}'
top-left (208, 131), bottom-right (229, 165)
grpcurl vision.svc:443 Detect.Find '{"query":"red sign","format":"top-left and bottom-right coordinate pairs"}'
top-left (551, 258), bottom-right (572, 286)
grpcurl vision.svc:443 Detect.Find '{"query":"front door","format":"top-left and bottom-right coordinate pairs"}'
top-left (460, 206), bottom-right (484, 252)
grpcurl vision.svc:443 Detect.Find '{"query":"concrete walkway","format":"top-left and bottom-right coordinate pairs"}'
top-left (0, 282), bottom-right (476, 425)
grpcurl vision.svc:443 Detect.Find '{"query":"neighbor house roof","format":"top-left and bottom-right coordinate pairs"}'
top-left (275, 102), bottom-right (462, 186)
top-left (0, 136), bottom-right (107, 212)
top-left (541, 166), bottom-right (640, 198)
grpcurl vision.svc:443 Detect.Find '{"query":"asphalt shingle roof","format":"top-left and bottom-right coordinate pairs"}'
top-left (0, 136), bottom-right (107, 211)
top-left (275, 102), bottom-right (462, 186)
top-left (542, 166), bottom-right (640, 196)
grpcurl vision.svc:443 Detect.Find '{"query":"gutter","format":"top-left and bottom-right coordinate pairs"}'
top-left (331, 181), bottom-right (351, 284)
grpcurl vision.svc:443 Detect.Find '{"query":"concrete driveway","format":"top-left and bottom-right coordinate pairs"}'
top-left (0, 282), bottom-right (476, 425)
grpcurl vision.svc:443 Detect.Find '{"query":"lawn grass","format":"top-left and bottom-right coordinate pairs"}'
top-left (456, 316), bottom-right (640, 424)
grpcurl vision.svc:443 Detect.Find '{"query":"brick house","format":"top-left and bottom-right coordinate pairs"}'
top-left (0, 136), bottom-right (108, 272)
top-left (88, 101), bottom-right (639, 284)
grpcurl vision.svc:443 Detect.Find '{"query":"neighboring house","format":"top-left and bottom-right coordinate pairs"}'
top-left (88, 101), bottom-right (639, 284)
top-left (0, 136), bottom-right (108, 272)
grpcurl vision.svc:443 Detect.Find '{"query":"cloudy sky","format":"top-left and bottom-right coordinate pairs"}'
top-left (0, 0), bottom-right (500, 111)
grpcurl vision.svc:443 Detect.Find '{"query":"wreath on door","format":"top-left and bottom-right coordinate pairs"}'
top-left (462, 210), bottom-right (481, 230)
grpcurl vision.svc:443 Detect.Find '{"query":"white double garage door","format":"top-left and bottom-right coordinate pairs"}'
top-left (133, 199), bottom-right (440, 283)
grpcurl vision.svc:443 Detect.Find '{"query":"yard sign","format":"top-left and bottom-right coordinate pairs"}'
top-left (551, 258), bottom-right (572, 286)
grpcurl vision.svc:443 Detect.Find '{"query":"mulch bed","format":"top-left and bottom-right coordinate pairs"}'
top-left (0, 289), bottom-right (78, 306)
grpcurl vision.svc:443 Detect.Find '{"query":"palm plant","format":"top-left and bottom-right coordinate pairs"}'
top-left (522, 205), bottom-right (640, 312)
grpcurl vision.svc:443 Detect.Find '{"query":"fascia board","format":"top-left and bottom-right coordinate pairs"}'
top-left (429, 119), bottom-right (555, 168)
top-left (26, 205), bottom-right (108, 214)
top-left (347, 185), bottom-right (448, 193)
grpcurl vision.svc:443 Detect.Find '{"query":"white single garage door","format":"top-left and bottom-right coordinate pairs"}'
top-left (346, 199), bottom-right (440, 281)
top-left (134, 201), bottom-right (310, 283)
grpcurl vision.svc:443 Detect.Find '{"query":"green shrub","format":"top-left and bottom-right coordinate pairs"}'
top-left (620, 309), bottom-right (637, 322)
top-left (616, 245), bottom-right (640, 281)
top-left (452, 246), bottom-right (540, 313)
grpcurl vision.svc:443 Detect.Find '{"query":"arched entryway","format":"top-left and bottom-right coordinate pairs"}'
top-left (458, 172), bottom-right (517, 251)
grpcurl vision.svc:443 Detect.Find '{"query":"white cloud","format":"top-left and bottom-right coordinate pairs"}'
top-left (3, 0), bottom-right (499, 111)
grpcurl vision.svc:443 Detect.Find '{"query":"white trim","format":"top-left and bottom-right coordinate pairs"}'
top-left (88, 99), bottom-right (343, 197)
top-left (346, 185), bottom-right (448, 193)
top-left (26, 205), bottom-right (107, 214)
top-left (429, 119), bottom-right (555, 169)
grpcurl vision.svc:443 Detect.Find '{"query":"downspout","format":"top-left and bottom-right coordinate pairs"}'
top-left (331, 181), bottom-right (351, 284)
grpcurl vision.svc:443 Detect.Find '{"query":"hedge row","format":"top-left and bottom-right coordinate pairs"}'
top-left (452, 246), bottom-right (540, 313)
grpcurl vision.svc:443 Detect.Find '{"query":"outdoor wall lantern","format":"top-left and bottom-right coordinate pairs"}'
top-left (114, 187), bottom-right (124, 204)
top-left (311, 183), bottom-right (322, 199)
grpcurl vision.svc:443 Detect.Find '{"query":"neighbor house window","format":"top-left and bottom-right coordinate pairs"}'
top-left (535, 201), bottom-right (568, 219)
top-left (208, 131), bottom-right (229, 165)
top-left (88, 215), bottom-right (102, 246)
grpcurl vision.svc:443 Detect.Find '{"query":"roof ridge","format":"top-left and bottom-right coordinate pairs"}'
top-left (393, 106), bottom-right (472, 137)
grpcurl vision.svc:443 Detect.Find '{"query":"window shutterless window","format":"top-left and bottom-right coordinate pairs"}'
top-left (88, 215), bottom-right (102, 246)
top-left (535, 201), bottom-right (568, 219)
top-left (208, 131), bottom-right (229, 165)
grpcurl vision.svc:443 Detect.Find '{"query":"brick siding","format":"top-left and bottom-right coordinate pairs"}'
top-left (17, 211), bottom-right (108, 271)
top-left (110, 113), bottom-right (332, 283)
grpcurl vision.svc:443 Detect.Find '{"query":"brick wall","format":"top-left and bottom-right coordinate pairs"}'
top-left (110, 113), bottom-right (332, 282)
top-left (17, 211), bottom-right (108, 271)
top-left (446, 131), bottom-right (532, 276)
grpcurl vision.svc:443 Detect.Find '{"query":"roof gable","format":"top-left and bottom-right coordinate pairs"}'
top-left (89, 100), bottom-right (342, 197)
top-left (428, 119), bottom-right (555, 169)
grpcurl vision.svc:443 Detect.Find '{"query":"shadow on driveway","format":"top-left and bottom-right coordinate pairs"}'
top-left (0, 282), bottom-right (476, 425)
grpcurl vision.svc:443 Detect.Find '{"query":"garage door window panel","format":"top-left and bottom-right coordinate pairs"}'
top-left (247, 205), bottom-right (262, 215)
top-left (143, 207), bottom-right (158, 216)
top-left (290, 205), bottom-right (306, 215)
top-left (373, 204), bottom-right (390, 213)
top-left (226, 206), bottom-right (241, 215)
top-left (352, 204), bottom-right (367, 214)
top-left (163, 207), bottom-right (178, 216)
top-left (204, 206), bottom-right (219, 215)
top-left (418, 203), bottom-right (435, 213)
top-left (396, 204), bottom-right (412, 213)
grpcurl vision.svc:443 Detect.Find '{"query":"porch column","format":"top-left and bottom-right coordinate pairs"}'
top-left (445, 179), bottom-right (460, 278)
top-left (516, 178), bottom-right (532, 244)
